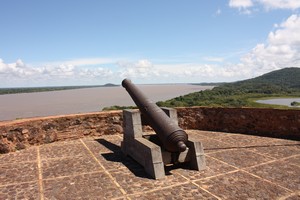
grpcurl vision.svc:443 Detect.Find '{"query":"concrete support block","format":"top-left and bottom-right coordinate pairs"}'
top-left (136, 138), bottom-right (165, 179)
top-left (122, 108), bottom-right (206, 179)
top-left (161, 107), bottom-right (179, 125)
top-left (123, 109), bottom-right (143, 139)
top-left (122, 109), bottom-right (165, 179)
top-left (187, 138), bottom-right (206, 171)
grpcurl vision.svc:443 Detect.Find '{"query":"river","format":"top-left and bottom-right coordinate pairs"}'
top-left (0, 84), bottom-right (213, 121)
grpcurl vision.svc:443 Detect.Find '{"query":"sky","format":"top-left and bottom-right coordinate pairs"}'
top-left (0, 0), bottom-right (300, 87)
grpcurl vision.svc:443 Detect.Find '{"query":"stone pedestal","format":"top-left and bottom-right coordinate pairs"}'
top-left (121, 108), bottom-right (206, 179)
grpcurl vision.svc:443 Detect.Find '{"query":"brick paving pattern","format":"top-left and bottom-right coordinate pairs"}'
top-left (0, 130), bottom-right (299, 199)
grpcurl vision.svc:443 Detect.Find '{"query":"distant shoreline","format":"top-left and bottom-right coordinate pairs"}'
top-left (0, 83), bottom-right (119, 95)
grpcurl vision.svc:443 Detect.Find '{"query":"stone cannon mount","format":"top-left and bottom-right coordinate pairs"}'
top-left (121, 107), bottom-right (206, 179)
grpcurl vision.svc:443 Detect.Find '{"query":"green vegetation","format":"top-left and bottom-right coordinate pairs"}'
top-left (157, 67), bottom-right (300, 109)
top-left (0, 84), bottom-right (119, 95)
top-left (102, 105), bottom-right (136, 111)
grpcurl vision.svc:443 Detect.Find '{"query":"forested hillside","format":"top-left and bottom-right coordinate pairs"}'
top-left (157, 67), bottom-right (300, 108)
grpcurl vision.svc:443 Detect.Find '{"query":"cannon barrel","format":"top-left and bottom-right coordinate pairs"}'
top-left (122, 79), bottom-right (188, 152)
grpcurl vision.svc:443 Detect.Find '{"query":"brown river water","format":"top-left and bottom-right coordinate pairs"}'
top-left (0, 84), bottom-right (213, 121)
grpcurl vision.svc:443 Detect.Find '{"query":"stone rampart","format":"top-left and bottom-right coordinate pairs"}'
top-left (0, 111), bottom-right (123, 153)
top-left (177, 107), bottom-right (300, 139)
top-left (0, 107), bottom-right (299, 153)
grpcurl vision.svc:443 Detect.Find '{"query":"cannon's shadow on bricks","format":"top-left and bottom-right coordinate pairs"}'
top-left (95, 138), bottom-right (193, 178)
top-left (95, 139), bottom-right (151, 179)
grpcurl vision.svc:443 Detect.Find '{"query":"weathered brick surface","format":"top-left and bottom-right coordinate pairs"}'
top-left (177, 107), bottom-right (300, 139)
top-left (0, 111), bottom-right (123, 153)
top-left (1, 131), bottom-right (299, 199)
top-left (0, 107), bottom-right (299, 153)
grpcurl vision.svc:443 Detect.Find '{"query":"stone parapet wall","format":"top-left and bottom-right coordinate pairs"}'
top-left (1, 107), bottom-right (299, 153)
top-left (177, 107), bottom-right (300, 140)
top-left (0, 111), bottom-right (123, 153)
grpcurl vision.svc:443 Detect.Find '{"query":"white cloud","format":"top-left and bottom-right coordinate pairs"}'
top-left (148, 62), bottom-right (251, 83)
top-left (229, 0), bottom-right (254, 14)
top-left (118, 59), bottom-right (160, 79)
top-left (117, 60), bottom-right (236, 82)
top-left (0, 58), bottom-right (114, 86)
top-left (259, 0), bottom-right (300, 10)
top-left (229, 0), bottom-right (253, 8)
top-left (78, 67), bottom-right (113, 78)
top-left (238, 14), bottom-right (300, 76)
top-left (0, 59), bottom-right (38, 78)
top-left (41, 65), bottom-right (75, 78)
top-left (229, 0), bottom-right (300, 13)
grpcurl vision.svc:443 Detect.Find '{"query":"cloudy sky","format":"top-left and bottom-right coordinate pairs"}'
top-left (1, 0), bottom-right (300, 87)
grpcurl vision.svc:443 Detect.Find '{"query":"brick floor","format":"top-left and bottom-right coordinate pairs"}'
top-left (0, 130), bottom-right (299, 199)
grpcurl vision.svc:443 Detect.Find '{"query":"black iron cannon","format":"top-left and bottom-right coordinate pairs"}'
top-left (122, 78), bottom-right (188, 153)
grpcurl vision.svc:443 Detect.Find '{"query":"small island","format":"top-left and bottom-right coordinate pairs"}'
top-left (291, 101), bottom-right (300, 107)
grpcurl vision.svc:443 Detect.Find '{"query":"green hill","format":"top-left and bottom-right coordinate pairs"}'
top-left (157, 67), bottom-right (300, 108)
top-left (248, 67), bottom-right (300, 89)
top-left (220, 67), bottom-right (300, 93)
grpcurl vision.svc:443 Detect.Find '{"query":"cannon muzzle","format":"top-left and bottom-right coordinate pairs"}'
top-left (122, 78), bottom-right (188, 152)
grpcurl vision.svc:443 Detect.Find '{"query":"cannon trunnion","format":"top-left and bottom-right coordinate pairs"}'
top-left (121, 79), bottom-right (206, 179)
